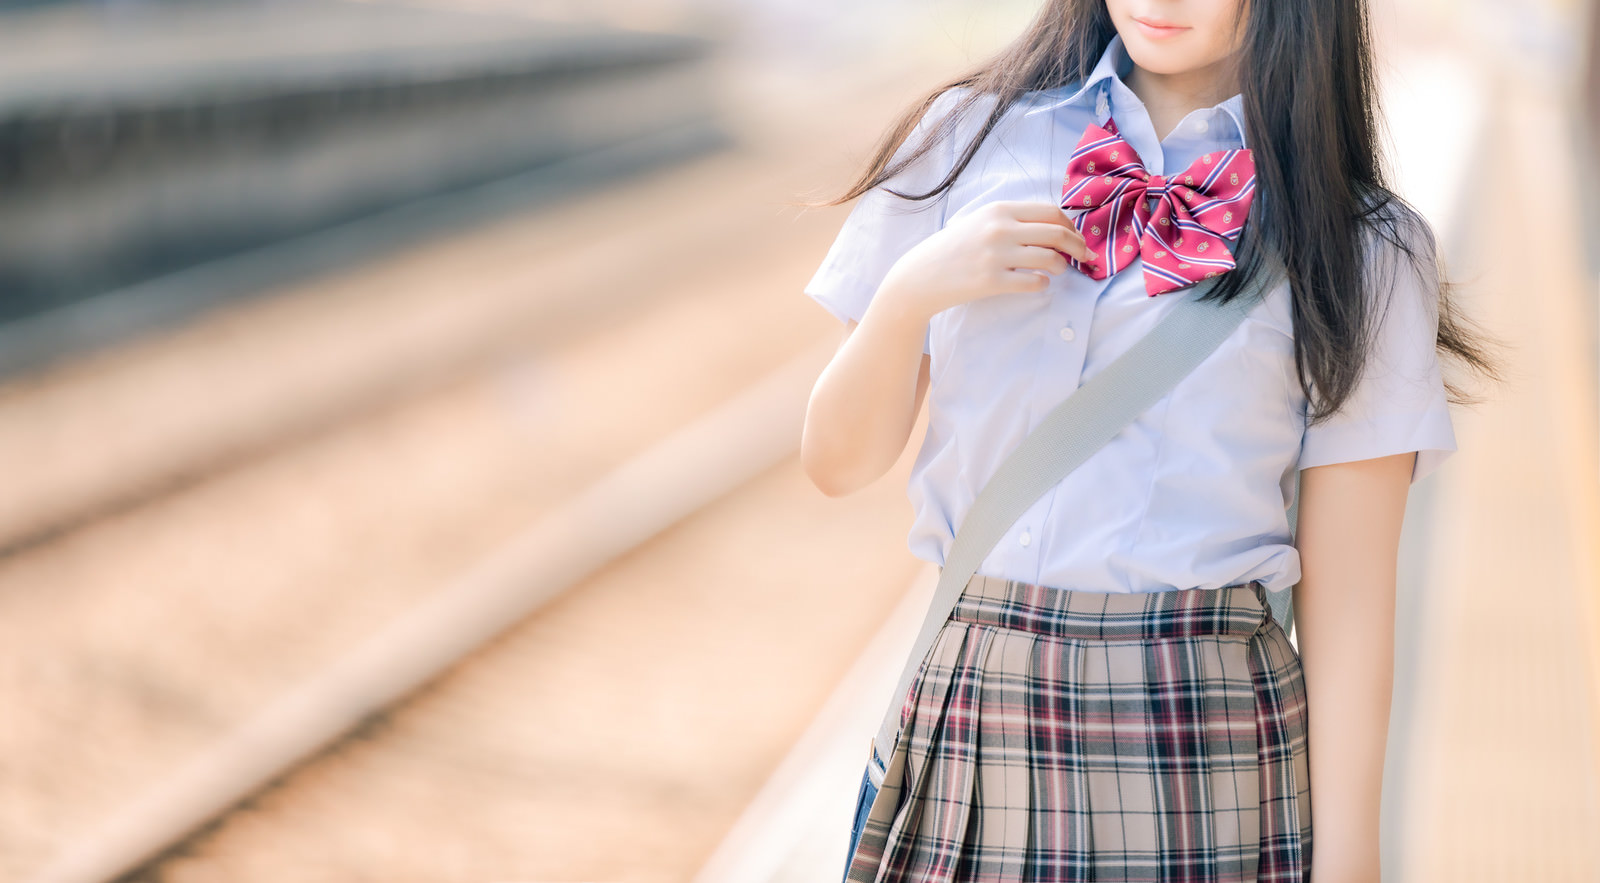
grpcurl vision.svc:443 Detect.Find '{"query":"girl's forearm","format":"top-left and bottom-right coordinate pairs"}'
top-left (801, 279), bottom-right (933, 497)
top-left (1293, 454), bottom-right (1412, 883)
top-left (1296, 572), bottom-right (1394, 883)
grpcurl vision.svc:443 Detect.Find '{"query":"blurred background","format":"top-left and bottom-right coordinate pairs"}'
top-left (0, 0), bottom-right (1595, 881)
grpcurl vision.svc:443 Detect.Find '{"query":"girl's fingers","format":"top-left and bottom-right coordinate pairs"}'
top-left (1015, 221), bottom-right (1097, 261)
top-left (997, 268), bottom-right (1052, 292)
top-left (1000, 201), bottom-right (1078, 225)
top-left (1008, 243), bottom-right (1072, 273)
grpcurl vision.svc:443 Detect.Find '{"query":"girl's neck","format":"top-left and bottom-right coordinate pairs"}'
top-left (1123, 58), bottom-right (1240, 143)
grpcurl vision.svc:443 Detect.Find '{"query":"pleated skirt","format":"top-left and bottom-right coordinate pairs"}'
top-left (843, 572), bottom-right (1312, 883)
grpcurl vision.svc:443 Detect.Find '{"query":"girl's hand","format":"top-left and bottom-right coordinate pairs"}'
top-left (877, 200), bottom-right (1097, 322)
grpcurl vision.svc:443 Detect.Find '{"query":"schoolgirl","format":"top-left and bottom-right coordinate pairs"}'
top-left (799, 0), bottom-right (1500, 881)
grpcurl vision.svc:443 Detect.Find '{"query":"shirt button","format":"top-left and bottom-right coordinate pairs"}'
top-left (1059, 325), bottom-right (1076, 341)
top-left (1195, 118), bottom-right (1210, 133)
top-left (1019, 529), bottom-right (1032, 547)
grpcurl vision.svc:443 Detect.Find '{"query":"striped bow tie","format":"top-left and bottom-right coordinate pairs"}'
top-left (1059, 116), bottom-right (1257, 296)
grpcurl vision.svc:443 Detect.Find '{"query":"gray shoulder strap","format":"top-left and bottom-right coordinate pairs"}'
top-left (1278, 480), bottom-right (1298, 638)
top-left (869, 262), bottom-right (1288, 784)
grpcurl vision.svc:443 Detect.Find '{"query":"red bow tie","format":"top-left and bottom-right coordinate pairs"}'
top-left (1059, 116), bottom-right (1257, 296)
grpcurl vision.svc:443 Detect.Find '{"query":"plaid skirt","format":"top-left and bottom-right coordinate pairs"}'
top-left (843, 573), bottom-right (1312, 883)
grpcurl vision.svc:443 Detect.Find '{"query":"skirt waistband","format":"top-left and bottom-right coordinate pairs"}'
top-left (946, 573), bottom-right (1272, 641)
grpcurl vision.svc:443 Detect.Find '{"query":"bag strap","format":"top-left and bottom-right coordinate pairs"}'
top-left (869, 260), bottom-right (1289, 783)
top-left (1273, 483), bottom-right (1299, 633)
top-left (1277, 477), bottom-right (1298, 639)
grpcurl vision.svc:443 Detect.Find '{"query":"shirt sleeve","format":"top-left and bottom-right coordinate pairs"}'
top-left (801, 88), bottom-right (968, 355)
top-left (1297, 211), bottom-right (1458, 484)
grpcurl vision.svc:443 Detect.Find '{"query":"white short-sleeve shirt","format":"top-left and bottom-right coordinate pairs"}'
top-left (802, 33), bottom-right (1458, 594)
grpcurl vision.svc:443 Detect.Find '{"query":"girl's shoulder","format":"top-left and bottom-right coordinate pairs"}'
top-left (911, 85), bottom-right (982, 143)
top-left (1356, 193), bottom-right (1444, 317)
top-left (901, 84), bottom-right (1065, 177)
top-left (882, 86), bottom-right (994, 192)
top-left (927, 82), bottom-right (1082, 125)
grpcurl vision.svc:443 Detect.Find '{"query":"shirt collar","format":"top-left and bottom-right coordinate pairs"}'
top-left (1023, 32), bottom-right (1248, 149)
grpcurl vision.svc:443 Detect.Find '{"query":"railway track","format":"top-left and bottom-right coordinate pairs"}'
top-left (0, 51), bottom-right (952, 883)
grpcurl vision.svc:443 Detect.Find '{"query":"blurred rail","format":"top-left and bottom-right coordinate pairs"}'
top-left (30, 339), bottom-right (832, 883)
top-left (0, 33), bottom-right (952, 881)
top-left (0, 0), bottom-right (723, 373)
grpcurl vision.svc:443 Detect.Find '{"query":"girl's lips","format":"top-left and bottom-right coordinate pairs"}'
top-left (1133, 18), bottom-right (1190, 39)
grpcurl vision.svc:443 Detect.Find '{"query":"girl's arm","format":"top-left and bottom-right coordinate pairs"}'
top-left (801, 286), bottom-right (934, 498)
top-left (1294, 449), bottom-right (1416, 883)
top-left (801, 201), bottom-right (1093, 498)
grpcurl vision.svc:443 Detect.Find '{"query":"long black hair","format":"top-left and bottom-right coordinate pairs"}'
top-left (802, 0), bottom-right (1503, 425)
